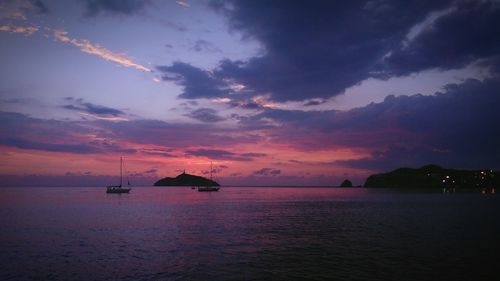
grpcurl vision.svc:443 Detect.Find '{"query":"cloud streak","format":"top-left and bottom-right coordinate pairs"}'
top-left (2, 137), bottom-right (101, 154)
top-left (175, 1), bottom-right (190, 8)
top-left (253, 168), bottom-right (281, 176)
top-left (62, 97), bottom-right (128, 121)
top-left (53, 30), bottom-right (151, 72)
top-left (186, 108), bottom-right (225, 123)
top-left (184, 149), bottom-right (264, 161)
top-left (0, 24), bottom-right (39, 35)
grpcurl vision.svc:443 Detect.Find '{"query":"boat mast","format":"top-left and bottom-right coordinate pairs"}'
top-left (210, 161), bottom-right (212, 181)
top-left (120, 156), bottom-right (123, 187)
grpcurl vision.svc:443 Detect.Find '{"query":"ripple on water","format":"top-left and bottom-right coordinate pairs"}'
top-left (0, 187), bottom-right (499, 280)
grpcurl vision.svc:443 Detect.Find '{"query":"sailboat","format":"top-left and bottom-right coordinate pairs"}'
top-left (106, 157), bottom-right (131, 194)
top-left (198, 162), bottom-right (220, 192)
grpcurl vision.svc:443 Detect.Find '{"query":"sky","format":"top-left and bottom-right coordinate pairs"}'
top-left (0, 0), bottom-right (499, 186)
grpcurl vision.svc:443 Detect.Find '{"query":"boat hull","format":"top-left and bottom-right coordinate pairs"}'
top-left (106, 186), bottom-right (131, 194)
top-left (197, 186), bottom-right (220, 192)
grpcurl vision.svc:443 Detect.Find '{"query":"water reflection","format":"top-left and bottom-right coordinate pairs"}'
top-left (0, 187), bottom-right (499, 280)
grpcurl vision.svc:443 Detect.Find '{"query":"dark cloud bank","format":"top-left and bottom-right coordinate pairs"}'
top-left (255, 77), bottom-right (500, 170)
top-left (381, 0), bottom-right (500, 77)
top-left (157, 0), bottom-right (500, 103)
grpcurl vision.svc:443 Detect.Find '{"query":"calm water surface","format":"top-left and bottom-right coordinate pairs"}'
top-left (0, 187), bottom-right (499, 280)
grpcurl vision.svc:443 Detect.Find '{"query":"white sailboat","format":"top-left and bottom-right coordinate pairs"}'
top-left (106, 157), bottom-right (131, 194)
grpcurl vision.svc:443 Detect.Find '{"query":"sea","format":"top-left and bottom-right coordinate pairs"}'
top-left (0, 187), bottom-right (499, 281)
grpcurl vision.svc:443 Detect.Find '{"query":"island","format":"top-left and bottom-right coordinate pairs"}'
top-left (340, 179), bottom-right (353, 187)
top-left (364, 164), bottom-right (497, 189)
top-left (154, 171), bottom-right (220, 187)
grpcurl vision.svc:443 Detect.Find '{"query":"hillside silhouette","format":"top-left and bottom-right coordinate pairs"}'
top-left (364, 165), bottom-right (497, 188)
top-left (154, 172), bottom-right (220, 186)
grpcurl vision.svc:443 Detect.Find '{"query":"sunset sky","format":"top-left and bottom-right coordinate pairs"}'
top-left (1, 0), bottom-right (499, 186)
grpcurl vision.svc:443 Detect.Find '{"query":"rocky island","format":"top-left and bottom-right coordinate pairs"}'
top-left (154, 172), bottom-right (220, 187)
top-left (364, 164), bottom-right (497, 189)
top-left (340, 179), bottom-right (353, 187)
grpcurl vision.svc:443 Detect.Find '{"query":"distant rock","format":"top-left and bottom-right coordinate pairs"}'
top-left (340, 179), bottom-right (353, 187)
top-left (364, 164), bottom-right (498, 188)
top-left (154, 172), bottom-right (220, 186)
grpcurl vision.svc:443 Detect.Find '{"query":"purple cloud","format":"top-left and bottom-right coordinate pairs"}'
top-left (157, 62), bottom-right (231, 99)
top-left (158, 1), bottom-right (500, 106)
top-left (62, 97), bottom-right (126, 117)
top-left (245, 77), bottom-right (500, 170)
top-left (83, 0), bottom-right (151, 17)
top-left (186, 108), bottom-right (225, 123)
top-left (0, 112), bottom-right (137, 154)
top-left (380, 1), bottom-right (500, 78)
top-left (207, 0), bottom-right (453, 102)
top-left (252, 168), bottom-right (281, 176)
top-left (193, 39), bottom-right (221, 53)
top-left (184, 149), bottom-right (264, 161)
top-left (2, 137), bottom-right (101, 154)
